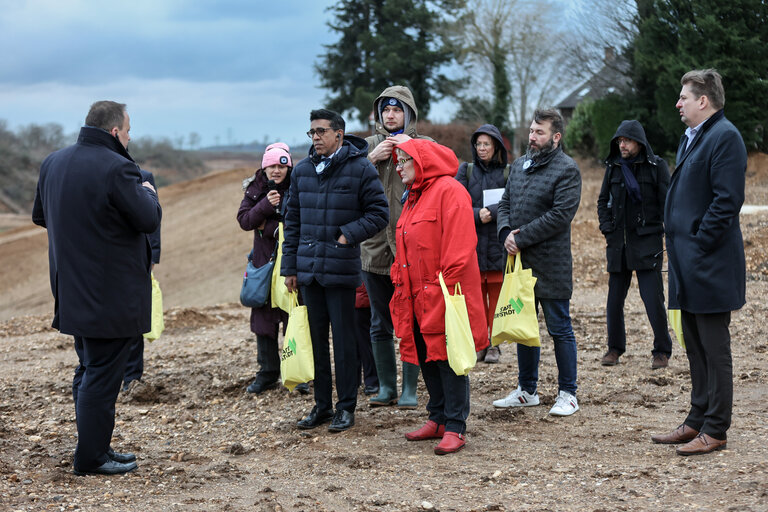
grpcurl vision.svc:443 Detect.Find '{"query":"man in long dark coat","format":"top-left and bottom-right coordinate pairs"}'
top-left (33, 100), bottom-right (161, 474)
top-left (652, 69), bottom-right (746, 456)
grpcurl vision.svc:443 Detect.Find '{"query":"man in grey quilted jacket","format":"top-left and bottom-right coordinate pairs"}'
top-left (494, 108), bottom-right (582, 417)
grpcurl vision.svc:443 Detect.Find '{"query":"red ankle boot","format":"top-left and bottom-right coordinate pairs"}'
top-left (405, 420), bottom-right (445, 441)
top-left (434, 432), bottom-right (465, 455)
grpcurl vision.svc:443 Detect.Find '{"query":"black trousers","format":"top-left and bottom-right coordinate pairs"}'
top-left (354, 306), bottom-right (378, 388)
top-left (413, 318), bottom-right (469, 435)
top-left (301, 281), bottom-right (359, 413)
top-left (72, 335), bottom-right (132, 470)
top-left (606, 261), bottom-right (672, 356)
top-left (681, 310), bottom-right (732, 440)
top-left (123, 335), bottom-right (144, 385)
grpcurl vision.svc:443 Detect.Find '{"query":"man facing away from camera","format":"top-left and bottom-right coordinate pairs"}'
top-left (33, 100), bottom-right (161, 475)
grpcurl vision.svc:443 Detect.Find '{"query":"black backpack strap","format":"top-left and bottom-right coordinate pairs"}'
top-left (467, 162), bottom-right (473, 182)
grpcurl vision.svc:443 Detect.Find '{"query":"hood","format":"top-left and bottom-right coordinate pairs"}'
top-left (398, 138), bottom-right (458, 192)
top-left (307, 133), bottom-right (369, 167)
top-left (374, 85), bottom-right (419, 136)
top-left (606, 120), bottom-right (657, 164)
top-left (470, 123), bottom-right (508, 168)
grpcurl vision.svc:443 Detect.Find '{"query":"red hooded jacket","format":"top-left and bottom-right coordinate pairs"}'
top-left (389, 139), bottom-right (488, 364)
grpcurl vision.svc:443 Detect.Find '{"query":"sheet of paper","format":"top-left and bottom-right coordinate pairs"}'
top-left (483, 188), bottom-right (504, 207)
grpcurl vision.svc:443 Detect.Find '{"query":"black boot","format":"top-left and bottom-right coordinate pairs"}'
top-left (248, 335), bottom-right (280, 394)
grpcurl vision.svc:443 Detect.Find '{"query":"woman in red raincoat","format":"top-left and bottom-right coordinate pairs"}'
top-left (389, 138), bottom-right (488, 455)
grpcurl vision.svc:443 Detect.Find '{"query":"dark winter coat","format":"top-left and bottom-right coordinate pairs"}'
top-left (497, 146), bottom-right (581, 300)
top-left (597, 120), bottom-right (670, 272)
top-left (665, 110), bottom-right (746, 313)
top-left (455, 124), bottom-right (509, 272)
top-left (281, 134), bottom-right (389, 288)
top-left (32, 126), bottom-right (161, 338)
top-left (140, 169), bottom-right (162, 264)
top-left (361, 85), bottom-right (433, 275)
top-left (237, 168), bottom-right (290, 335)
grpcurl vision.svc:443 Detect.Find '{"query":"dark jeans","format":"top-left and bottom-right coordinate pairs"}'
top-left (361, 271), bottom-right (395, 344)
top-left (517, 299), bottom-right (578, 396)
top-left (301, 281), bottom-right (359, 413)
top-left (682, 310), bottom-right (732, 440)
top-left (606, 264), bottom-right (672, 357)
top-left (123, 335), bottom-right (144, 385)
top-left (72, 335), bottom-right (132, 470)
top-left (354, 306), bottom-right (378, 388)
top-left (414, 318), bottom-right (469, 434)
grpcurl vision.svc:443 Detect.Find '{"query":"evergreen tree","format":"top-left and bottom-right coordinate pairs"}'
top-left (633, 0), bottom-right (768, 154)
top-left (316, 0), bottom-right (463, 124)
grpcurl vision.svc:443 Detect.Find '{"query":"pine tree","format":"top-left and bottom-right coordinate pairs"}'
top-left (633, 0), bottom-right (768, 153)
top-left (315, 0), bottom-right (463, 124)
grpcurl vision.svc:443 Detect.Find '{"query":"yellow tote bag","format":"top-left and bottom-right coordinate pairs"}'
top-left (491, 253), bottom-right (540, 347)
top-left (271, 223), bottom-right (293, 313)
top-left (668, 309), bottom-right (685, 349)
top-left (438, 272), bottom-right (476, 376)
top-left (144, 273), bottom-right (164, 342)
top-left (280, 292), bottom-right (314, 391)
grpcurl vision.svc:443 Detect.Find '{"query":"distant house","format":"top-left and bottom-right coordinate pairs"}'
top-left (556, 48), bottom-right (631, 124)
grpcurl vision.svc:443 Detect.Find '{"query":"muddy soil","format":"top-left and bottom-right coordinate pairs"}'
top-left (1, 158), bottom-right (767, 511)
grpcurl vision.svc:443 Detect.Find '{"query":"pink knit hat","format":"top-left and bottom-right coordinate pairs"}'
top-left (262, 142), bottom-right (292, 169)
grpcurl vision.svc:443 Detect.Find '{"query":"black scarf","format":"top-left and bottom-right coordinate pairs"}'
top-left (619, 156), bottom-right (642, 204)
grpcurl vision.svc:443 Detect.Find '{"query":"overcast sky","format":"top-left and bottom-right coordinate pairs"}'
top-left (1, 0), bottom-right (440, 149)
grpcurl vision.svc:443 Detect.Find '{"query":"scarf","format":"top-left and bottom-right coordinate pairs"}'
top-left (619, 156), bottom-right (642, 204)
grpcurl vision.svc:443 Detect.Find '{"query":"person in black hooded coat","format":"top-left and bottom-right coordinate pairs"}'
top-left (597, 120), bottom-right (673, 368)
top-left (456, 124), bottom-right (509, 364)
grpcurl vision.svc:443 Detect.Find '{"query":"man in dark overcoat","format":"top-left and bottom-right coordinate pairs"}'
top-left (597, 120), bottom-right (673, 369)
top-left (33, 101), bottom-right (161, 474)
top-left (651, 69), bottom-right (746, 456)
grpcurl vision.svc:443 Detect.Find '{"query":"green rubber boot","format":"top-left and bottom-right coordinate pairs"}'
top-left (369, 339), bottom-right (398, 407)
top-left (397, 361), bottom-right (420, 409)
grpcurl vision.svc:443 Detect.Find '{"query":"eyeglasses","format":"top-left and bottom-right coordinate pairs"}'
top-left (475, 142), bottom-right (493, 149)
top-left (395, 157), bottom-right (413, 169)
top-left (307, 127), bottom-right (335, 138)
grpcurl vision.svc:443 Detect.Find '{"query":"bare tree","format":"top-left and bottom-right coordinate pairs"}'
top-left (449, 0), bottom-right (584, 154)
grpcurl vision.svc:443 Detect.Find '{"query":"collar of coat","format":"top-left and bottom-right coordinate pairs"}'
top-left (526, 145), bottom-right (562, 172)
top-left (77, 126), bottom-right (135, 162)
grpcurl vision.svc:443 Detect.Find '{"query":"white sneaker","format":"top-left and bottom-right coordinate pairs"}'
top-left (549, 391), bottom-right (579, 416)
top-left (492, 386), bottom-right (540, 408)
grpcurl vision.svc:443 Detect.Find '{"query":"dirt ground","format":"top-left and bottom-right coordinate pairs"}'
top-left (1, 157), bottom-right (767, 511)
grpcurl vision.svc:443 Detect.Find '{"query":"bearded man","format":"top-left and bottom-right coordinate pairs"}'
top-left (493, 109), bottom-right (582, 417)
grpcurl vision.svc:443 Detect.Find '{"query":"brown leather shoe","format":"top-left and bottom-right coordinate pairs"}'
top-left (601, 350), bottom-right (620, 366)
top-left (651, 424), bottom-right (699, 444)
top-left (676, 433), bottom-right (727, 456)
top-left (652, 353), bottom-right (669, 369)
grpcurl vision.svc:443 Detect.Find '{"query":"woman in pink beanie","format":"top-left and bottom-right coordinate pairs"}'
top-left (237, 142), bottom-right (301, 394)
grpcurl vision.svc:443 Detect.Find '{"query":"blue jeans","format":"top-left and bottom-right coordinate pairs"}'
top-left (517, 299), bottom-right (578, 396)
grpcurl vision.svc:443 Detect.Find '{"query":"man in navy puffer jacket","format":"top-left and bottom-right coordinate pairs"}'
top-left (282, 109), bottom-right (388, 432)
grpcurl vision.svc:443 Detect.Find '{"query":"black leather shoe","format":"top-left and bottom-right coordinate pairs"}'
top-left (328, 410), bottom-right (355, 432)
top-left (295, 382), bottom-right (310, 395)
top-left (107, 448), bottom-right (136, 463)
top-left (363, 384), bottom-right (379, 396)
top-left (297, 406), bottom-right (334, 429)
top-left (73, 460), bottom-right (138, 476)
top-left (247, 378), bottom-right (279, 394)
